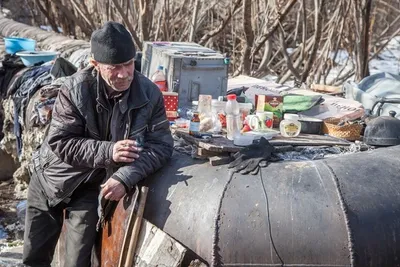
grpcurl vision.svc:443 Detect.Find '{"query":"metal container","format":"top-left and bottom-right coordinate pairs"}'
top-left (364, 110), bottom-right (400, 146)
top-left (57, 147), bottom-right (400, 266)
top-left (142, 147), bottom-right (400, 266)
top-left (141, 42), bottom-right (228, 108)
top-left (298, 117), bottom-right (323, 134)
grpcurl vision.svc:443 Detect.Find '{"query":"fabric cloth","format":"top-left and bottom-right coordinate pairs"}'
top-left (23, 165), bottom-right (99, 267)
top-left (68, 48), bottom-right (91, 70)
top-left (27, 78), bottom-right (66, 129)
top-left (50, 57), bottom-right (77, 79)
top-left (344, 72), bottom-right (400, 117)
top-left (40, 77), bottom-right (67, 98)
top-left (283, 94), bottom-right (324, 113)
top-left (11, 58), bottom-right (77, 157)
top-left (90, 21), bottom-right (136, 64)
top-left (5, 67), bottom-right (29, 98)
top-left (0, 54), bottom-right (25, 98)
top-left (13, 69), bottom-right (52, 157)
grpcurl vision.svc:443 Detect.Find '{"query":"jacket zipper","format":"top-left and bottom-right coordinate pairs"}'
top-left (131, 125), bottom-right (148, 136)
top-left (124, 110), bottom-right (132, 139)
top-left (105, 115), bottom-right (111, 140)
top-left (151, 119), bottom-right (169, 132)
top-left (124, 108), bottom-right (150, 139)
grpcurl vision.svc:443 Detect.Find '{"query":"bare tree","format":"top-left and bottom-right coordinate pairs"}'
top-left (23, 0), bottom-right (400, 85)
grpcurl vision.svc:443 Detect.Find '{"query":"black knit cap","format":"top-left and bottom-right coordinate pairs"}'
top-left (90, 21), bottom-right (136, 65)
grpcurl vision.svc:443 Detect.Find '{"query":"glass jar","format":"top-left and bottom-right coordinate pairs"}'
top-left (280, 114), bottom-right (301, 137)
top-left (189, 112), bottom-right (201, 136)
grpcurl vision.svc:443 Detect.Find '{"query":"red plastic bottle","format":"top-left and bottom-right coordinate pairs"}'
top-left (151, 65), bottom-right (168, 92)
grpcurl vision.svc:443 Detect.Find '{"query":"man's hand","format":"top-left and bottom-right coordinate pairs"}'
top-left (112, 139), bottom-right (143, 163)
top-left (101, 178), bottom-right (126, 201)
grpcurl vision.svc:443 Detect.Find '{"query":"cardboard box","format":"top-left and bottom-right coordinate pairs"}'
top-left (255, 94), bottom-right (283, 128)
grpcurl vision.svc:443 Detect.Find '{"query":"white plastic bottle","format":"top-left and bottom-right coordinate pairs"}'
top-left (151, 65), bottom-right (168, 92)
top-left (225, 94), bottom-right (241, 140)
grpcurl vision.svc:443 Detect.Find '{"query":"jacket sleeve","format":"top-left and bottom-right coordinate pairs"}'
top-left (111, 91), bottom-right (173, 190)
top-left (47, 84), bottom-right (115, 169)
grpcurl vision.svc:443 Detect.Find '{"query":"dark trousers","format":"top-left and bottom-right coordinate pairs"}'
top-left (22, 172), bottom-right (100, 267)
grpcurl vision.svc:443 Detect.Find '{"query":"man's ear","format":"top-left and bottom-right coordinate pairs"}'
top-left (89, 58), bottom-right (99, 71)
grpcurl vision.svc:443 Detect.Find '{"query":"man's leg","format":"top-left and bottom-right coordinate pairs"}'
top-left (23, 172), bottom-right (64, 267)
top-left (64, 184), bottom-right (100, 267)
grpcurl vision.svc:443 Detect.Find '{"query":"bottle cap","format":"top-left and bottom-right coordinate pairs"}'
top-left (158, 65), bottom-right (164, 70)
top-left (284, 114), bottom-right (299, 121)
top-left (227, 94), bottom-right (237, 101)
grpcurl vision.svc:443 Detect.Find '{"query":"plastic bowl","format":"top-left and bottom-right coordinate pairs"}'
top-left (4, 37), bottom-right (36, 54)
top-left (15, 51), bottom-right (59, 67)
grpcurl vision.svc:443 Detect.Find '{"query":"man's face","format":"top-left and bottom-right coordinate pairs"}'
top-left (93, 59), bottom-right (135, 91)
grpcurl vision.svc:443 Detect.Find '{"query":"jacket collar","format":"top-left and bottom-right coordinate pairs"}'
top-left (127, 71), bottom-right (149, 110)
top-left (94, 69), bottom-right (149, 114)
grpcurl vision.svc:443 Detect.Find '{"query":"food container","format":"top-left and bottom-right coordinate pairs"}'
top-left (212, 100), bottom-right (253, 128)
top-left (198, 94), bottom-right (212, 114)
top-left (255, 94), bottom-right (283, 128)
top-left (298, 117), bottom-right (323, 134)
top-left (239, 102), bottom-right (253, 122)
top-left (162, 92), bottom-right (179, 121)
top-left (174, 118), bottom-right (190, 129)
top-left (234, 134), bottom-right (255, 146)
top-left (211, 100), bottom-right (227, 127)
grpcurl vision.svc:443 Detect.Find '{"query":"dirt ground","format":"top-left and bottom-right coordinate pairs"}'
top-left (0, 178), bottom-right (24, 266)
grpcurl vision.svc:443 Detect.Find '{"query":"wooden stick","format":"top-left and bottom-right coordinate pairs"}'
top-left (124, 186), bottom-right (149, 267)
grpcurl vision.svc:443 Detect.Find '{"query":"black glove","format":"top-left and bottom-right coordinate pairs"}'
top-left (228, 137), bottom-right (275, 175)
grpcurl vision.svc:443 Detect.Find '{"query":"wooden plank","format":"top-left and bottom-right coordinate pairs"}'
top-left (270, 134), bottom-right (351, 146)
top-left (134, 219), bottom-right (187, 266)
top-left (175, 130), bottom-right (351, 152)
top-left (209, 156), bottom-right (231, 166)
top-left (175, 130), bottom-right (239, 153)
top-left (197, 148), bottom-right (229, 157)
top-left (53, 190), bottom-right (192, 267)
top-left (310, 84), bottom-right (342, 95)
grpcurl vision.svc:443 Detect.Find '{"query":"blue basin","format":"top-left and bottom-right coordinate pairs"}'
top-left (4, 37), bottom-right (36, 54)
top-left (16, 51), bottom-right (59, 67)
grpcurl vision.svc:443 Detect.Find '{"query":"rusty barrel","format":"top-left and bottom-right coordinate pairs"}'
top-left (141, 146), bottom-right (400, 266)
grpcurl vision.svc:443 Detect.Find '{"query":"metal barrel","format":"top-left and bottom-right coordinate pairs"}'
top-left (144, 146), bottom-right (400, 266)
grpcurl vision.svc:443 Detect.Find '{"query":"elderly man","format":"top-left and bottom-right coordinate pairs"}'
top-left (23, 22), bottom-right (173, 267)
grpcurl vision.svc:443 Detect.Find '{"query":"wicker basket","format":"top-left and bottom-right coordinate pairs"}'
top-left (322, 118), bottom-right (363, 141)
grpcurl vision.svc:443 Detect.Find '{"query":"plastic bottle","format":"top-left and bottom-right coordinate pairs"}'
top-left (225, 94), bottom-right (241, 140)
top-left (280, 114), bottom-right (301, 137)
top-left (151, 65), bottom-right (168, 92)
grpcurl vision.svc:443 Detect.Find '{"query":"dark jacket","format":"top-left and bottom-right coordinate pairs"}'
top-left (35, 66), bottom-right (173, 207)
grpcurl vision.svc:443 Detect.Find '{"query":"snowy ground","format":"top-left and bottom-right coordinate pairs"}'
top-left (264, 37), bottom-right (400, 86)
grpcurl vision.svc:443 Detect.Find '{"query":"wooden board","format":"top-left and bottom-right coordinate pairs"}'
top-left (53, 192), bottom-right (190, 267)
top-left (270, 134), bottom-right (351, 146)
top-left (134, 219), bottom-right (187, 266)
top-left (175, 130), bottom-right (351, 154)
top-left (310, 84), bottom-right (343, 95)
